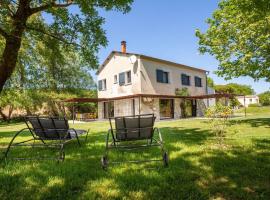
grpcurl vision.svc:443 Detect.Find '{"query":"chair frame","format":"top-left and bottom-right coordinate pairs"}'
top-left (101, 114), bottom-right (168, 168)
top-left (3, 116), bottom-right (89, 162)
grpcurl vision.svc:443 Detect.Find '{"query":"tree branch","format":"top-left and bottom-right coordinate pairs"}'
top-left (25, 25), bottom-right (81, 47)
top-left (30, 0), bottom-right (74, 15)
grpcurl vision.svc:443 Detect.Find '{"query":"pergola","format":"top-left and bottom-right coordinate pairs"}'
top-left (61, 93), bottom-right (246, 123)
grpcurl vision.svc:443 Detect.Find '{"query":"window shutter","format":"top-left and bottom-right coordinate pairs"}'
top-left (195, 76), bottom-right (202, 87)
top-left (119, 72), bottom-right (125, 86)
top-left (98, 80), bottom-right (102, 91)
top-left (156, 69), bottom-right (163, 82)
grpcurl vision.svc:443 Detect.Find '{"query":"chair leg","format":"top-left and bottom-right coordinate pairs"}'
top-left (85, 129), bottom-right (90, 142)
top-left (3, 128), bottom-right (30, 160)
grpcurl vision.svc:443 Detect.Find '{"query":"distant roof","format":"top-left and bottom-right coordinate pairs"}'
top-left (96, 51), bottom-right (208, 75)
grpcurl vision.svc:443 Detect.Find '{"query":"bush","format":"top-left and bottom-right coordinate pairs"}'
top-left (205, 104), bottom-right (233, 145)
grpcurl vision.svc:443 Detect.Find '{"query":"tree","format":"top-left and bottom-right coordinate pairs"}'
top-left (258, 91), bottom-right (270, 105)
top-left (196, 0), bottom-right (270, 81)
top-left (214, 83), bottom-right (254, 95)
top-left (0, 0), bottom-right (133, 94)
top-left (207, 77), bottom-right (215, 88)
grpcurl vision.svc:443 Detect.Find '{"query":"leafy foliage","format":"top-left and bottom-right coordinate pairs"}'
top-left (196, 0), bottom-right (270, 81)
top-left (0, 0), bottom-right (133, 92)
top-left (214, 83), bottom-right (254, 95)
top-left (205, 104), bottom-right (233, 145)
top-left (258, 91), bottom-right (270, 105)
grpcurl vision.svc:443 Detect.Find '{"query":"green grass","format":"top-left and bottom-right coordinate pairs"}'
top-left (0, 109), bottom-right (269, 200)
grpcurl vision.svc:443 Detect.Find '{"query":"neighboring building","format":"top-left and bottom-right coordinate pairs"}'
top-left (97, 41), bottom-right (210, 120)
top-left (237, 95), bottom-right (260, 107)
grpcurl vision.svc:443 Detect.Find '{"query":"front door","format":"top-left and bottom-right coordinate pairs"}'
top-left (159, 99), bottom-right (174, 119)
top-left (104, 101), bottom-right (114, 118)
top-left (191, 100), bottom-right (197, 117)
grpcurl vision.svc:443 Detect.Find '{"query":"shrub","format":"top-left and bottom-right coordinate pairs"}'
top-left (205, 104), bottom-right (233, 145)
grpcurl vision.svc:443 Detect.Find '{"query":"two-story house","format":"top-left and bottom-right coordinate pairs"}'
top-left (97, 41), bottom-right (209, 120)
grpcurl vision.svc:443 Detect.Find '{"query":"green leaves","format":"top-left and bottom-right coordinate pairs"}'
top-left (196, 0), bottom-right (270, 81)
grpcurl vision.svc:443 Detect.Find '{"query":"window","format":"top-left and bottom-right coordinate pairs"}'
top-left (126, 71), bottom-right (131, 84)
top-left (98, 79), bottom-right (106, 91)
top-left (114, 75), bottom-right (118, 84)
top-left (119, 71), bottom-right (131, 86)
top-left (195, 76), bottom-right (202, 87)
top-left (249, 99), bottom-right (252, 103)
top-left (119, 72), bottom-right (125, 86)
top-left (181, 74), bottom-right (190, 86)
top-left (156, 69), bottom-right (169, 83)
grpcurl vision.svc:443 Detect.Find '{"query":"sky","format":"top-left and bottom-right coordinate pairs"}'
top-left (92, 0), bottom-right (269, 94)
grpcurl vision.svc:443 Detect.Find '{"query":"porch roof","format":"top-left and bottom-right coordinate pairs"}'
top-left (62, 93), bottom-right (239, 103)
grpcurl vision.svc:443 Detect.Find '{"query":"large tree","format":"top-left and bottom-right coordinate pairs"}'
top-left (0, 0), bottom-right (133, 94)
top-left (214, 83), bottom-right (255, 95)
top-left (196, 0), bottom-right (270, 81)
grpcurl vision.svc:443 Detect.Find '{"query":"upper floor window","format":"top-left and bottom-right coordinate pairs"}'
top-left (98, 79), bottom-right (106, 91)
top-left (114, 75), bottom-right (118, 84)
top-left (181, 74), bottom-right (190, 86)
top-left (156, 69), bottom-right (169, 83)
top-left (195, 76), bottom-right (202, 87)
top-left (127, 71), bottom-right (131, 84)
top-left (119, 71), bottom-right (131, 86)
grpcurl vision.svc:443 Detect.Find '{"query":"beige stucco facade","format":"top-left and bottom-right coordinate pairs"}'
top-left (97, 52), bottom-right (208, 120)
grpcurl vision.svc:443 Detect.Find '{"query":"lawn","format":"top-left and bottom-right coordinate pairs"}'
top-left (0, 108), bottom-right (269, 200)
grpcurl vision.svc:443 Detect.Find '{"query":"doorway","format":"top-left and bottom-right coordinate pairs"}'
top-left (159, 99), bottom-right (174, 119)
top-left (104, 101), bottom-right (114, 118)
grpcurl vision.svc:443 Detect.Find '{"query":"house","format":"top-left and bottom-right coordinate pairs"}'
top-left (237, 95), bottom-right (260, 107)
top-left (97, 41), bottom-right (211, 120)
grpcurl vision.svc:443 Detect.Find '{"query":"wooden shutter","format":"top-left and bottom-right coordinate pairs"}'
top-left (98, 80), bottom-right (102, 91)
top-left (119, 72), bottom-right (125, 86)
top-left (156, 69), bottom-right (163, 83)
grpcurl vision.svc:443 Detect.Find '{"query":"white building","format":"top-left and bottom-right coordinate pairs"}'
top-left (237, 95), bottom-right (260, 107)
top-left (96, 41), bottom-right (218, 120)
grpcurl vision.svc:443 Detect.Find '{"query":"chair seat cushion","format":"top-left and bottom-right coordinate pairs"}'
top-left (68, 129), bottom-right (87, 138)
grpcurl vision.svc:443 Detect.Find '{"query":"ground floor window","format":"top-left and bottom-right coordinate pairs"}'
top-left (104, 101), bottom-right (114, 118)
top-left (159, 99), bottom-right (174, 119)
top-left (180, 99), bottom-right (196, 118)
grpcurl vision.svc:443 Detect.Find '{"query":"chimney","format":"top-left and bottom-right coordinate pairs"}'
top-left (121, 41), bottom-right (126, 53)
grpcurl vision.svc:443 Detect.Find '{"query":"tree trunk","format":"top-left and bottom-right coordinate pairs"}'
top-left (0, 33), bottom-right (25, 94)
top-left (0, 0), bottom-right (29, 94)
top-left (0, 107), bottom-right (8, 121)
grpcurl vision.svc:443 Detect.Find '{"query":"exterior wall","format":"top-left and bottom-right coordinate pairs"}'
top-left (97, 53), bottom-right (209, 119)
top-left (97, 54), bottom-right (141, 98)
top-left (237, 96), bottom-right (260, 107)
top-left (98, 98), bottom-right (140, 119)
top-left (140, 59), bottom-right (207, 96)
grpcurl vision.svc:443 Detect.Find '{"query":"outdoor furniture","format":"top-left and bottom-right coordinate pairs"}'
top-left (4, 116), bottom-right (89, 161)
top-left (101, 114), bottom-right (168, 169)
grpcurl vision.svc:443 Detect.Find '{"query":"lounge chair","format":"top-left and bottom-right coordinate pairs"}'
top-left (101, 114), bottom-right (168, 169)
top-left (4, 116), bottom-right (89, 161)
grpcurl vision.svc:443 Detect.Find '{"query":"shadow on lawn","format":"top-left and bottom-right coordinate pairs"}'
top-left (229, 117), bottom-right (270, 128)
top-left (0, 127), bottom-right (269, 199)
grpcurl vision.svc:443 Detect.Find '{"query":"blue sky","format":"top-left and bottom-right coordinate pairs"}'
top-left (94, 0), bottom-right (269, 94)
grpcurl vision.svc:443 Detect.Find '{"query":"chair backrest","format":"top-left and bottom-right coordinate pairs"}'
top-left (110, 114), bottom-right (155, 141)
top-left (25, 116), bottom-right (70, 140)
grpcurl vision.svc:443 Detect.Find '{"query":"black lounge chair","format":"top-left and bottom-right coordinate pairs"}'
top-left (101, 114), bottom-right (168, 169)
top-left (4, 116), bottom-right (89, 161)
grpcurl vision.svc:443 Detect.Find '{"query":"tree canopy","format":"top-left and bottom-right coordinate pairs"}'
top-left (258, 91), bottom-right (270, 105)
top-left (196, 0), bottom-right (270, 81)
top-left (214, 83), bottom-right (255, 95)
top-left (0, 0), bottom-right (133, 93)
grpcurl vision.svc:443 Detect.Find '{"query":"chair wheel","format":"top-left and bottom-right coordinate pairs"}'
top-left (163, 152), bottom-right (169, 167)
top-left (101, 156), bottom-right (108, 169)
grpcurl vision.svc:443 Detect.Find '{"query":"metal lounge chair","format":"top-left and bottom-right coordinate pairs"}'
top-left (3, 116), bottom-right (89, 161)
top-left (101, 114), bottom-right (168, 169)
